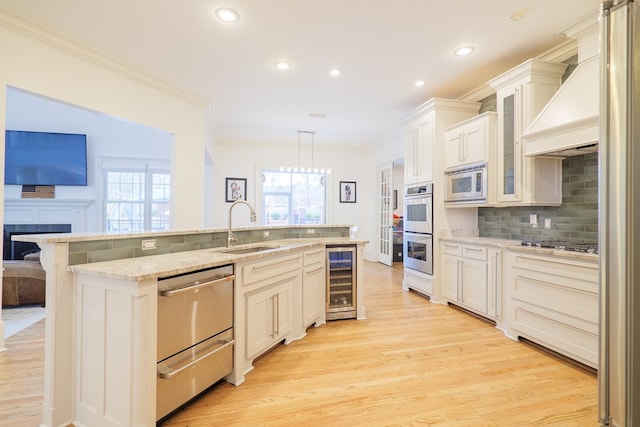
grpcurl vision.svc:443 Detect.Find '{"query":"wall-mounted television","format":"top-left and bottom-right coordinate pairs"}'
top-left (4, 130), bottom-right (88, 186)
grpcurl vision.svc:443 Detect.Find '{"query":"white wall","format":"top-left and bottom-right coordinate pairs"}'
top-left (0, 14), bottom-right (210, 231)
top-left (214, 142), bottom-right (376, 260)
top-left (4, 87), bottom-right (172, 232)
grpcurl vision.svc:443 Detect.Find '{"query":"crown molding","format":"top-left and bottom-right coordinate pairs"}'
top-left (0, 8), bottom-right (208, 108)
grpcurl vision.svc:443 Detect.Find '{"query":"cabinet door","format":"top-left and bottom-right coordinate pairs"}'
top-left (499, 90), bottom-right (519, 202)
top-left (245, 279), bottom-right (294, 359)
top-left (404, 127), bottom-right (419, 184)
top-left (461, 258), bottom-right (488, 315)
top-left (444, 130), bottom-right (463, 170)
top-left (441, 253), bottom-right (460, 302)
top-left (302, 264), bottom-right (324, 327)
top-left (274, 281), bottom-right (293, 340)
top-left (487, 249), bottom-right (502, 320)
top-left (417, 117), bottom-right (433, 182)
top-left (462, 120), bottom-right (488, 166)
top-left (245, 286), bottom-right (273, 359)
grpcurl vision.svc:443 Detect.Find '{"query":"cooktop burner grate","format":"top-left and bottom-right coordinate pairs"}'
top-left (521, 240), bottom-right (598, 254)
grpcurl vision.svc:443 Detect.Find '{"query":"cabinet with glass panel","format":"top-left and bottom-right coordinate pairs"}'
top-left (488, 59), bottom-right (567, 206)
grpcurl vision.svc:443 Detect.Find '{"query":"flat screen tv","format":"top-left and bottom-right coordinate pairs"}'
top-left (4, 130), bottom-right (88, 186)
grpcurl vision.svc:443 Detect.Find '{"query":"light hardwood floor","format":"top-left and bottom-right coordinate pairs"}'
top-left (0, 261), bottom-right (598, 426)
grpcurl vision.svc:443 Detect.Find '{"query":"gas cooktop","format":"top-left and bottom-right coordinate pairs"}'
top-left (520, 240), bottom-right (598, 254)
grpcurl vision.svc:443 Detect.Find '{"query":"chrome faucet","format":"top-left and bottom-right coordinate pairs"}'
top-left (227, 199), bottom-right (257, 247)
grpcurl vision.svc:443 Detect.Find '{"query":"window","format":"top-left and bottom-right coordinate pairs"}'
top-left (103, 163), bottom-right (170, 232)
top-left (261, 169), bottom-right (328, 226)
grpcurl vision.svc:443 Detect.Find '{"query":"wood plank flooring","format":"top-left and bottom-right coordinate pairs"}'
top-left (0, 261), bottom-right (598, 426)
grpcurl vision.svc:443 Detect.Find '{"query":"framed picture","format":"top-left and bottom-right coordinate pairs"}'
top-left (225, 177), bottom-right (247, 202)
top-left (339, 181), bottom-right (356, 203)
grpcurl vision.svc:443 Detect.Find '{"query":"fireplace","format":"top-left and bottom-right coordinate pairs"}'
top-left (3, 224), bottom-right (72, 260)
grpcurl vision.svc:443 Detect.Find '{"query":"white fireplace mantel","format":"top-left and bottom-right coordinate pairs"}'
top-left (3, 199), bottom-right (94, 232)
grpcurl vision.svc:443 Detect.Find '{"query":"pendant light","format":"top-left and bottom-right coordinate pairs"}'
top-left (280, 131), bottom-right (332, 174)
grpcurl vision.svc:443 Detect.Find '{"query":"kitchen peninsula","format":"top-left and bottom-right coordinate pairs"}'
top-left (15, 225), bottom-right (367, 427)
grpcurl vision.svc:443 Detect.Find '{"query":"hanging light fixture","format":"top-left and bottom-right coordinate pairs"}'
top-left (280, 131), bottom-right (332, 174)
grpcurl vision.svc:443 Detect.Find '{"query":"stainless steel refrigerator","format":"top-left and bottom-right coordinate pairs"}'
top-left (599, 1), bottom-right (640, 425)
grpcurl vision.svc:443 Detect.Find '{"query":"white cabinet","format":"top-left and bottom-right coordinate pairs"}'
top-left (444, 112), bottom-right (497, 170)
top-left (488, 59), bottom-right (566, 206)
top-left (245, 278), bottom-right (294, 359)
top-left (441, 242), bottom-right (462, 302)
top-left (302, 248), bottom-right (326, 328)
top-left (404, 114), bottom-right (434, 184)
top-left (440, 240), bottom-right (504, 322)
top-left (235, 252), bottom-right (302, 379)
top-left (505, 250), bottom-right (598, 369)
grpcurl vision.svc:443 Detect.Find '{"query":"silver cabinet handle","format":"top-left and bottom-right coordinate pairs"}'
top-left (158, 338), bottom-right (234, 379)
top-left (457, 259), bottom-right (463, 302)
top-left (271, 295), bottom-right (277, 338)
top-left (274, 293), bottom-right (280, 336)
top-left (159, 275), bottom-right (234, 297)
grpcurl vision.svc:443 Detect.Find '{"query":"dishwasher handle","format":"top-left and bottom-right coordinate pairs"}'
top-left (158, 337), bottom-right (235, 379)
top-left (158, 274), bottom-right (234, 297)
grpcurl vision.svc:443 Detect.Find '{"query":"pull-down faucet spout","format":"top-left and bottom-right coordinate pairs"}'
top-left (227, 199), bottom-right (257, 247)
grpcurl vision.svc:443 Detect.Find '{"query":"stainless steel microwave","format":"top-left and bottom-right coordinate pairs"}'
top-left (445, 163), bottom-right (487, 203)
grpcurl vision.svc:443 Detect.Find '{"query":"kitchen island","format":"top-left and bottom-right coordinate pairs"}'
top-left (14, 226), bottom-right (367, 427)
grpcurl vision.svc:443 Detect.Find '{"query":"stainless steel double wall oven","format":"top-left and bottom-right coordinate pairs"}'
top-left (403, 182), bottom-right (434, 275)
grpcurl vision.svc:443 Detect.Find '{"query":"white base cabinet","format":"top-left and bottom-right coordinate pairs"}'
top-left (505, 250), bottom-right (599, 369)
top-left (233, 251), bottom-right (302, 383)
top-left (440, 240), bottom-right (503, 324)
top-left (302, 248), bottom-right (326, 328)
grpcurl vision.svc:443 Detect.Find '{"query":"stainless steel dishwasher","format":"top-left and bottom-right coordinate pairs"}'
top-left (156, 264), bottom-right (234, 421)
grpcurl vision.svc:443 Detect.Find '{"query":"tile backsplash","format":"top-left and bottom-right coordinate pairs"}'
top-left (67, 226), bottom-right (350, 265)
top-left (478, 152), bottom-right (598, 243)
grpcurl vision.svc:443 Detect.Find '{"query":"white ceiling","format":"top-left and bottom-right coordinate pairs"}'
top-left (0, 0), bottom-right (602, 149)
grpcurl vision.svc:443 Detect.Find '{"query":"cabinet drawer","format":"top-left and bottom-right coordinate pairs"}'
top-left (441, 242), bottom-right (462, 256)
top-left (511, 301), bottom-right (598, 368)
top-left (242, 253), bottom-right (302, 286)
top-left (462, 245), bottom-right (487, 261)
top-left (303, 248), bottom-right (325, 266)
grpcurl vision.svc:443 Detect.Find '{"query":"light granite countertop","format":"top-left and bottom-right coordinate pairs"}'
top-left (439, 236), bottom-right (598, 262)
top-left (68, 238), bottom-right (367, 281)
top-left (439, 236), bottom-right (520, 248)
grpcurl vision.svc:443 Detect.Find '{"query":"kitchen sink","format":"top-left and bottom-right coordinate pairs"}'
top-left (219, 245), bottom-right (280, 254)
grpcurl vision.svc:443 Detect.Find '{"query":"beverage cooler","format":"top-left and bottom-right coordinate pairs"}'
top-left (326, 245), bottom-right (357, 320)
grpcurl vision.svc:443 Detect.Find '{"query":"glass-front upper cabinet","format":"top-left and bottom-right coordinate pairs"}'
top-left (488, 59), bottom-right (566, 206)
top-left (502, 94), bottom-right (516, 197)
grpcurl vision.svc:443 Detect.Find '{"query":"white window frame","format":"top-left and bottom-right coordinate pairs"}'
top-left (99, 157), bottom-right (171, 232)
top-left (255, 164), bottom-right (333, 226)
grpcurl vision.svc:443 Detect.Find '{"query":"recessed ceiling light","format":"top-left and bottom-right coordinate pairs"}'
top-left (454, 46), bottom-right (475, 57)
top-left (274, 61), bottom-right (292, 71)
top-left (214, 7), bottom-right (240, 23)
top-left (309, 113), bottom-right (328, 119)
top-left (509, 9), bottom-right (527, 21)
top-left (415, 80), bottom-right (425, 87)
top-left (329, 68), bottom-right (341, 77)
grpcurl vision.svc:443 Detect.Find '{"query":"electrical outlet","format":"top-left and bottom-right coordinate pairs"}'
top-left (263, 230), bottom-right (270, 237)
top-left (530, 214), bottom-right (538, 227)
top-left (544, 218), bottom-right (552, 229)
top-left (306, 228), bottom-right (316, 234)
top-left (141, 239), bottom-right (157, 251)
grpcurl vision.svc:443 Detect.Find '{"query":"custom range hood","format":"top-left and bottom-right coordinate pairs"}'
top-left (522, 16), bottom-right (599, 157)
